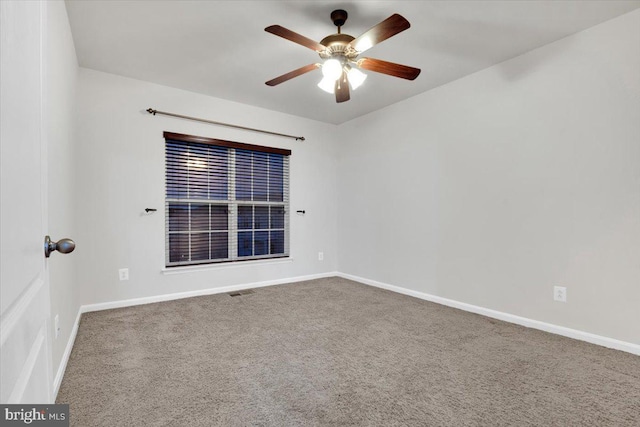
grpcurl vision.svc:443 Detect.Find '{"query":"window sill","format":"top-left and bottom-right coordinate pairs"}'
top-left (161, 257), bottom-right (293, 275)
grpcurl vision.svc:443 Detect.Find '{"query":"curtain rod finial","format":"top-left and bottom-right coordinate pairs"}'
top-left (147, 108), bottom-right (156, 115)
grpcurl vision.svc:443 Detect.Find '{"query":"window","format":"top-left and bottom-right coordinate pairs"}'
top-left (164, 132), bottom-right (290, 267)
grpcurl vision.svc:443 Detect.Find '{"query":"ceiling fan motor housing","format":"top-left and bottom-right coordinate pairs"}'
top-left (319, 33), bottom-right (357, 60)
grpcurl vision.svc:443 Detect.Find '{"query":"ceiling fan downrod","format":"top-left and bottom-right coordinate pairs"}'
top-left (331, 9), bottom-right (348, 34)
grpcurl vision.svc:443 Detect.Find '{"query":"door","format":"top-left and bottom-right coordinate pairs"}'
top-left (0, 0), bottom-right (53, 402)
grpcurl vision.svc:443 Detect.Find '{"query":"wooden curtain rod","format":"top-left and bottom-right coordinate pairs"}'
top-left (146, 108), bottom-right (305, 141)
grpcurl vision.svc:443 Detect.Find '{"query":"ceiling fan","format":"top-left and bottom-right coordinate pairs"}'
top-left (265, 9), bottom-right (421, 103)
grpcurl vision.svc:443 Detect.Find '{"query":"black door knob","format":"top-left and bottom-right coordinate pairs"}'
top-left (44, 235), bottom-right (76, 258)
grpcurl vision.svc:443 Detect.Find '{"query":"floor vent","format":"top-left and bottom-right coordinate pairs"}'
top-left (228, 289), bottom-right (255, 297)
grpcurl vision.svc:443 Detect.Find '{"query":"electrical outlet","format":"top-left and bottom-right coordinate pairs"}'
top-left (318, 252), bottom-right (324, 261)
top-left (119, 268), bottom-right (129, 281)
top-left (54, 314), bottom-right (60, 339)
top-left (554, 286), bottom-right (567, 302)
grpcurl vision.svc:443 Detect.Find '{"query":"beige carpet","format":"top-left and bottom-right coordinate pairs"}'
top-left (57, 277), bottom-right (640, 426)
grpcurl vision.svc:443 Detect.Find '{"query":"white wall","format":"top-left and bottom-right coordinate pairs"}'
top-left (44, 1), bottom-right (80, 389)
top-left (74, 69), bottom-right (338, 306)
top-left (337, 10), bottom-right (640, 344)
top-left (59, 7), bottom-right (638, 354)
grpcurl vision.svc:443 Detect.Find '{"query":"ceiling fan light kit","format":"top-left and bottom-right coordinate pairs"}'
top-left (321, 58), bottom-right (343, 80)
top-left (265, 9), bottom-right (421, 103)
top-left (346, 66), bottom-right (367, 90)
top-left (317, 76), bottom-right (337, 94)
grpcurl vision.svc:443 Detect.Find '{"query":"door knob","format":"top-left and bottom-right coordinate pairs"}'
top-left (44, 235), bottom-right (75, 258)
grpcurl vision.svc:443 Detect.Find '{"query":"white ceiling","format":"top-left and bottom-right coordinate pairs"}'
top-left (65, 1), bottom-right (640, 124)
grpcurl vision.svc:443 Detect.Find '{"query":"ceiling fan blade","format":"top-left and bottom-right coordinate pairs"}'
top-left (335, 73), bottom-right (350, 103)
top-left (348, 14), bottom-right (411, 54)
top-left (357, 57), bottom-right (421, 80)
top-left (265, 63), bottom-right (320, 86)
top-left (265, 25), bottom-right (327, 52)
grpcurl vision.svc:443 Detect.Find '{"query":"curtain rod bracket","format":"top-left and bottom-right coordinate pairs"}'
top-left (146, 107), bottom-right (304, 141)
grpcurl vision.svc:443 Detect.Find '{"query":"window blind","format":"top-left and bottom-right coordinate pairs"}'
top-left (164, 132), bottom-right (290, 267)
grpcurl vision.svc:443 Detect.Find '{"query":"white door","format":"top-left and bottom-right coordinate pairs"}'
top-left (0, 0), bottom-right (53, 403)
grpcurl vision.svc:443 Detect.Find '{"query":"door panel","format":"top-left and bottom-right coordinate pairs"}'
top-left (0, 0), bottom-right (52, 403)
top-left (1, 278), bottom-right (51, 402)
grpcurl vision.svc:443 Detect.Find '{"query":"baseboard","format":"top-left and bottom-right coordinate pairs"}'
top-left (81, 271), bottom-right (339, 313)
top-left (53, 307), bottom-right (81, 400)
top-left (52, 270), bottom-right (637, 399)
top-left (337, 272), bottom-right (640, 356)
